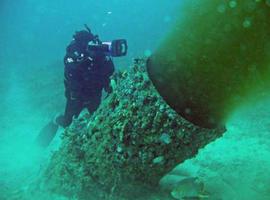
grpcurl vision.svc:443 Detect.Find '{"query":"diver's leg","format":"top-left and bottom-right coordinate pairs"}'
top-left (56, 98), bottom-right (83, 128)
top-left (86, 92), bottom-right (102, 114)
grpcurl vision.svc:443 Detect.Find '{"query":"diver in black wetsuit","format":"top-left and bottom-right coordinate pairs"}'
top-left (55, 28), bottom-right (115, 127)
top-left (36, 25), bottom-right (127, 148)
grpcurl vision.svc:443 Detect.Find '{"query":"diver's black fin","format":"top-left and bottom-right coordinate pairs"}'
top-left (35, 120), bottom-right (59, 148)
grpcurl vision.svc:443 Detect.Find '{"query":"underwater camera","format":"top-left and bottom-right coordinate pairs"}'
top-left (88, 39), bottom-right (128, 57)
top-left (83, 24), bottom-right (128, 57)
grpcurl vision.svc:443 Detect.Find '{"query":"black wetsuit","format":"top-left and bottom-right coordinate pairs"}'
top-left (59, 40), bottom-right (114, 127)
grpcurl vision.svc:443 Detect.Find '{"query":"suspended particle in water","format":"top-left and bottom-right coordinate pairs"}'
top-left (217, 4), bottom-right (226, 13)
top-left (229, 0), bottom-right (237, 8)
top-left (184, 108), bottom-right (192, 115)
top-left (243, 19), bottom-right (251, 28)
top-left (144, 49), bottom-right (152, 57)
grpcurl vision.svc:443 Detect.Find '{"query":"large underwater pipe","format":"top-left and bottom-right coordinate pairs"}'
top-left (147, 0), bottom-right (270, 128)
top-left (33, 1), bottom-right (270, 199)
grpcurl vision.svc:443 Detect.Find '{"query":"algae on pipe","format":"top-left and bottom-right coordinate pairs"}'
top-left (147, 0), bottom-right (270, 128)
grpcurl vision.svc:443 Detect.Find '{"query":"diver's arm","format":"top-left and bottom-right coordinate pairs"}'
top-left (103, 56), bottom-right (115, 93)
top-left (64, 55), bottom-right (82, 100)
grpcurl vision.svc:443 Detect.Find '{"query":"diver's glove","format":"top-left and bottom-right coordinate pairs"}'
top-left (70, 91), bottom-right (80, 100)
top-left (65, 89), bottom-right (80, 101)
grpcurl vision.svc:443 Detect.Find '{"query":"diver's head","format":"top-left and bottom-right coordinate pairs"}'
top-left (73, 24), bottom-right (98, 48)
top-left (73, 30), bottom-right (95, 47)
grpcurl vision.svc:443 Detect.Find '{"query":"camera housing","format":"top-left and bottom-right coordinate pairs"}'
top-left (88, 39), bottom-right (128, 57)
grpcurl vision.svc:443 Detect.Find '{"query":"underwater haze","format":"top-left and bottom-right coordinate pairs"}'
top-left (0, 0), bottom-right (181, 199)
top-left (1, 0), bottom-right (270, 200)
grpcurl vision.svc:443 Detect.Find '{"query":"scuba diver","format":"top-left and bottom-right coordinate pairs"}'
top-left (36, 25), bottom-right (127, 147)
top-left (55, 26), bottom-right (115, 128)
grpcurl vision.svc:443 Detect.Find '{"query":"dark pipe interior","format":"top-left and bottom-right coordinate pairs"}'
top-left (147, 0), bottom-right (270, 128)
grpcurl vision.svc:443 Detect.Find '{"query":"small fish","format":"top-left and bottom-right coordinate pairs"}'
top-left (182, 194), bottom-right (209, 199)
top-left (171, 177), bottom-right (209, 200)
